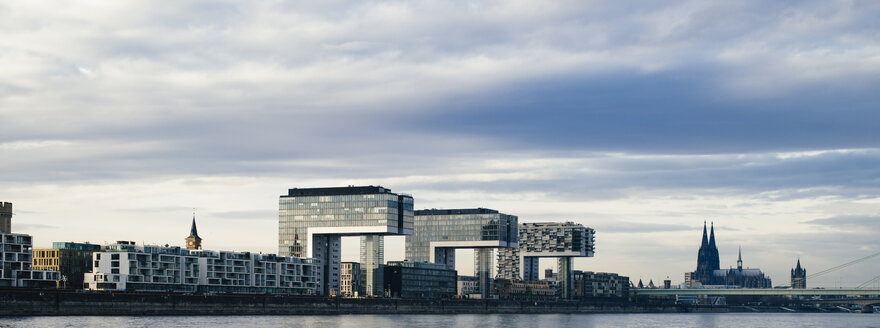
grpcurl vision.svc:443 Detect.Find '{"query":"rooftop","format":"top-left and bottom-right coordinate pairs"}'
top-left (415, 208), bottom-right (499, 216)
top-left (283, 185), bottom-right (405, 197)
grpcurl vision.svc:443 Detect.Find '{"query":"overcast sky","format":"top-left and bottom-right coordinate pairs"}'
top-left (2, 0), bottom-right (879, 288)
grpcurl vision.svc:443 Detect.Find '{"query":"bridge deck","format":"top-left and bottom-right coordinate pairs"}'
top-left (632, 288), bottom-right (880, 296)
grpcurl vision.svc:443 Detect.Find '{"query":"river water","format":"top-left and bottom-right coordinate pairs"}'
top-left (1, 313), bottom-right (878, 328)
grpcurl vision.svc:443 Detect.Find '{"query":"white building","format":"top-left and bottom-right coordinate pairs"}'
top-left (1, 232), bottom-right (61, 287)
top-left (84, 241), bottom-right (317, 294)
top-left (339, 262), bottom-right (360, 297)
top-left (1, 202), bottom-right (61, 288)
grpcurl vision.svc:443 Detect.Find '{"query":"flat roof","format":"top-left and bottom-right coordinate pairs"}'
top-left (415, 208), bottom-right (499, 216)
top-left (283, 185), bottom-right (406, 197)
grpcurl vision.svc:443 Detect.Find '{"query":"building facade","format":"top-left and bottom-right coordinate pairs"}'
top-left (279, 186), bottom-right (414, 296)
top-left (384, 261), bottom-right (457, 299)
top-left (0, 202), bottom-right (11, 234)
top-left (573, 271), bottom-right (630, 299)
top-left (84, 241), bottom-right (317, 294)
top-left (496, 222), bottom-right (595, 298)
top-left (340, 262), bottom-right (361, 297)
top-left (406, 208), bottom-right (518, 299)
top-left (32, 242), bottom-right (101, 288)
top-left (791, 259), bottom-right (806, 289)
top-left (457, 275), bottom-right (479, 297)
top-left (0, 202), bottom-right (61, 288)
top-left (493, 278), bottom-right (557, 300)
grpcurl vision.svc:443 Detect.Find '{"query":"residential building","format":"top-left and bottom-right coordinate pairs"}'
top-left (406, 208), bottom-right (518, 299)
top-left (493, 278), bottom-right (557, 300)
top-left (84, 241), bottom-right (317, 294)
top-left (384, 261), bottom-right (457, 299)
top-left (32, 242), bottom-right (101, 288)
top-left (340, 262), bottom-right (361, 297)
top-left (497, 222), bottom-right (595, 298)
top-left (573, 271), bottom-right (630, 298)
top-left (0, 201), bottom-right (61, 288)
top-left (457, 275), bottom-right (479, 297)
top-left (279, 186), bottom-right (414, 296)
top-left (791, 259), bottom-right (806, 289)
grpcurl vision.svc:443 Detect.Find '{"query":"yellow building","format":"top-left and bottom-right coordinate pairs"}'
top-left (32, 242), bottom-right (101, 288)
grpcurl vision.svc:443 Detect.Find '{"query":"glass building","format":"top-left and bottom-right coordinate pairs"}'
top-left (406, 208), bottom-right (517, 298)
top-left (384, 261), bottom-right (457, 299)
top-left (278, 186), bottom-right (414, 296)
top-left (496, 222), bottom-right (595, 299)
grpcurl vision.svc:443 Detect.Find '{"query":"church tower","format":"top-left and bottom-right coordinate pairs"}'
top-left (186, 214), bottom-right (202, 250)
top-left (737, 246), bottom-right (743, 271)
top-left (791, 258), bottom-right (806, 289)
top-left (708, 222), bottom-right (720, 271)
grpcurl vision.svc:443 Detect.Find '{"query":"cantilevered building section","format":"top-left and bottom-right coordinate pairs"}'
top-left (496, 222), bottom-right (595, 299)
top-left (406, 208), bottom-right (518, 299)
top-left (279, 186), bottom-right (414, 296)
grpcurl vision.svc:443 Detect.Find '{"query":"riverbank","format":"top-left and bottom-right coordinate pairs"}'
top-left (0, 288), bottom-right (722, 316)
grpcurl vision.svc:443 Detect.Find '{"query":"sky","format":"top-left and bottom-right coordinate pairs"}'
top-left (2, 0), bottom-right (879, 288)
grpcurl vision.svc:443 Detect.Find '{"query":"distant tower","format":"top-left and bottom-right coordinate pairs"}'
top-left (737, 246), bottom-right (743, 271)
top-left (186, 214), bottom-right (202, 250)
top-left (708, 222), bottom-right (720, 270)
top-left (791, 258), bottom-right (806, 289)
top-left (0, 202), bottom-right (11, 234)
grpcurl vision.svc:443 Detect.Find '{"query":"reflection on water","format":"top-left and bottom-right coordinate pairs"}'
top-left (1, 313), bottom-right (879, 328)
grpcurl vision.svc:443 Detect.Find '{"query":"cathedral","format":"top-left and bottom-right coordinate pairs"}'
top-left (687, 222), bottom-right (772, 288)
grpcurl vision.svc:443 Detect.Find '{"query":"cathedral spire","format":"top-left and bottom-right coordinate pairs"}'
top-left (701, 221), bottom-right (709, 247)
top-left (708, 221), bottom-right (716, 249)
top-left (737, 246), bottom-right (743, 270)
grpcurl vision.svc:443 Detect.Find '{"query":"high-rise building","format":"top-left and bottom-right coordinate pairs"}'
top-left (406, 208), bottom-right (518, 299)
top-left (1, 202), bottom-right (12, 234)
top-left (496, 222), bottom-right (595, 299)
top-left (84, 241), bottom-right (317, 294)
top-left (791, 259), bottom-right (806, 289)
top-left (340, 262), bottom-right (361, 297)
top-left (278, 186), bottom-right (414, 296)
top-left (32, 242), bottom-right (101, 288)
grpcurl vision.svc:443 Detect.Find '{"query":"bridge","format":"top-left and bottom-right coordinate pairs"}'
top-left (632, 288), bottom-right (880, 297)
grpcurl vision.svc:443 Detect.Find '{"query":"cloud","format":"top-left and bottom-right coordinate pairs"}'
top-left (805, 215), bottom-right (880, 231)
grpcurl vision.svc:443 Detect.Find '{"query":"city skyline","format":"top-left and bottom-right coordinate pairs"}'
top-left (2, 1), bottom-right (880, 288)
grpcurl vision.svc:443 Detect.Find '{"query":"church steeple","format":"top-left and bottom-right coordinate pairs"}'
top-left (186, 212), bottom-right (202, 250)
top-left (701, 221), bottom-right (709, 248)
top-left (737, 246), bottom-right (743, 270)
top-left (708, 222), bottom-right (716, 249)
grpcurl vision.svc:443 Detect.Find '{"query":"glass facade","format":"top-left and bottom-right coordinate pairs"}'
top-left (405, 208), bottom-right (518, 264)
top-left (278, 186), bottom-right (414, 296)
top-left (384, 261), bottom-right (457, 299)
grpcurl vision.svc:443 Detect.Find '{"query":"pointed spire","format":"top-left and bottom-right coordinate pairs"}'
top-left (737, 246), bottom-right (743, 270)
top-left (795, 257), bottom-right (802, 270)
top-left (709, 221), bottom-right (716, 249)
top-left (189, 211), bottom-right (200, 239)
top-left (701, 221), bottom-right (709, 247)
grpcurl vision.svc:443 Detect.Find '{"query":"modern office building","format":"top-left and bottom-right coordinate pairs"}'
top-left (407, 208), bottom-right (518, 298)
top-left (688, 222), bottom-right (772, 288)
top-left (32, 242), bottom-right (101, 288)
top-left (0, 202), bottom-right (61, 288)
top-left (493, 278), bottom-right (557, 300)
top-left (384, 261), bottom-right (457, 299)
top-left (1, 202), bottom-right (11, 234)
top-left (84, 241), bottom-right (317, 294)
top-left (279, 186), bottom-right (414, 296)
top-left (496, 222), bottom-right (595, 298)
top-left (791, 259), bottom-right (806, 289)
top-left (573, 271), bottom-right (630, 299)
top-left (457, 275), bottom-right (479, 297)
top-left (340, 262), bottom-right (361, 297)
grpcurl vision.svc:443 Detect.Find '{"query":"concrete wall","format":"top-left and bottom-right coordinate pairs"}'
top-left (0, 289), bottom-right (690, 316)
